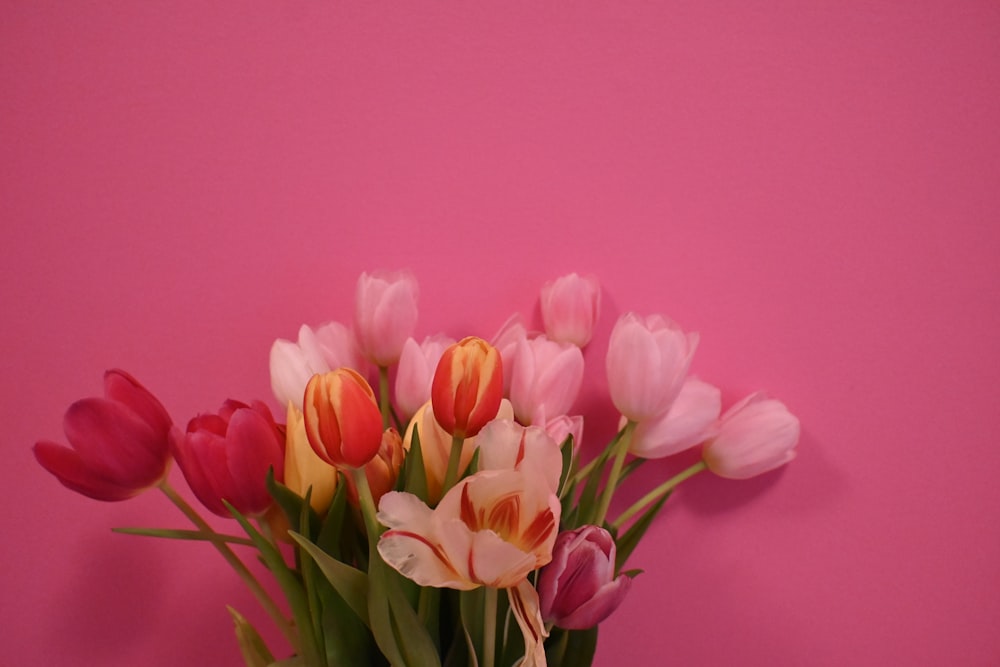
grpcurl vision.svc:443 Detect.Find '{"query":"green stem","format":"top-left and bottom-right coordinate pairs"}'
top-left (611, 460), bottom-right (707, 530)
top-left (441, 433), bottom-right (466, 497)
top-left (351, 467), bottom-right (382, 552)
top-left (378, 365), bottom-right (391, 430)
top-left (593, 421), bottom-right (636, 527)
top-left (483, 586), bottom-right (498, 667)
top-left (158, 481), bottom-right (299, 649)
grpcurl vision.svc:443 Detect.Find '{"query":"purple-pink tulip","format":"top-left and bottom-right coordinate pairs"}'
top-left (172, 399), bottom-right (285, 517)
top-left (540, 273), bottom-right (601, 347)
top-left (394, 334), bottom-right (455, 422)
top-left (702, 393), bottom-right (800, 479)
top-left (538, 525), bottom-right (632, 630)
top-left (34, 369), bottom-right (173, 501)
top-left (354, 270), bottom-right (419, 367)
top-left (627, 377), bottom-right (721, 459)
top-left (606, 313), bottom-right (698, 423)
top-left (509, 335), bottom-right (584, 426)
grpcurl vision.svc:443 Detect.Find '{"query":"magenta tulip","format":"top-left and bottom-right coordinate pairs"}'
top-left (172, 399), bottom-right (285, 517)
top-left (354, 270), bottom-right (419, 366)
top-left (702, 393), bottom-right (800, 479)
top-left (540, 273), bottom-right (601, 347)
top-left (538, 525), bottom-right (632, 630)
top-left (34, 370), bottom-right (173, 501)
top-left (606, 313), bottom-right (698, 422)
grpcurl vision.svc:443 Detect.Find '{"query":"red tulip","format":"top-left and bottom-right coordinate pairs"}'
top-left (172, 400), bottom-right (285, 517)
top-left (431, 337), bottom-right (503, 438)
top-left (34, 370), bottom-right (173, 501)
top-left (303, 368), bottom-right (384, 469)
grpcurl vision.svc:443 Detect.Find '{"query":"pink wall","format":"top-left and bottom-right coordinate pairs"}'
top-left (3, 2), bottom-right (999, 665)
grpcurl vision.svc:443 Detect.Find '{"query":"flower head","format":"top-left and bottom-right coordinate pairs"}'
top-left (354, 270), bottom-right (419, 367)
top-left (540, 273), bottom-right (601, 347)
top-left (702, 393), bottom-right (799, 479)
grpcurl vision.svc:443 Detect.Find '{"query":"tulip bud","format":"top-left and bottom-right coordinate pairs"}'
top-left (394, 334), bottom-right (455, 422)
top-left (284, 403), bottom-right (338, 513)
top-left (354, 270), bottom-right (419, 367)
top-left (538, 525), bottom-right (632, 630)
top-left (431, 337), bottom-right (503, 438)
top-left (540, 273), bottom-right (601, 347)
top-left (345, 428), bottom-right (405, 508)
top-left (627, 377), bottom-right (721, 459)
top-left (509, 335), bottom-right (584, 425)
top-left (703, 393), bottom-right (800, 479)
top-left (34, 369), bottom-right (173, 501)
top-left (606, 313), bottom-right (698, 422)
top-left (304, 368), bottom-right (384, 469)
top-left (172, 399), bottom-right (285, 517)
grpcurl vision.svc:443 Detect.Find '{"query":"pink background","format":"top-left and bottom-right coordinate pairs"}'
top-left (3, 2), bottom-right (999, 665)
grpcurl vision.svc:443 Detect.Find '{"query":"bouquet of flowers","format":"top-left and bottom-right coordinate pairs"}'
top-left (34, 271), bottom-right (799, 667)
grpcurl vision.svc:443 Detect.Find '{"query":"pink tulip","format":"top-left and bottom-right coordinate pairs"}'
top-left (540, 273), bottom-right (601, 347)
top-left (172, 399), bottom-right (285, 517)
top-left (34, 370), bottom-right (173, 501)
top-left (538, 525), bottom-right (631, 630)
top-left (476, 419), bottom-right (563, 492)
top-left (394, 334), bottom-right (455, 422)
top-left (542, 414), bottom-right (584, 452)
top-left (490, 313), bottom-right (530, 395)
top-left (627, 377), bottom-right (722, 459)
top-left (354, 270), bottom-right (419, 367)
top-left (702, 393), bottom-right (800, 479)
top-left (606, 313), bottom-right (698, 422)
top-left (509, 335), bottom-right (584, 426)
top-left (269, 322), bottom-right (366, 409)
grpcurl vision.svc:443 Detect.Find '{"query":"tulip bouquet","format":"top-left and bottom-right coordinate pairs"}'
top-left (34, 271), bottom-right (799, 667)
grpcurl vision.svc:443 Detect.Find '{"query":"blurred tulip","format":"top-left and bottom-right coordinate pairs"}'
top-left (431, 337), bottom-right (503, 438)
top-left (476, 419), bottom-right (563, 492)
top-left (491, 313), bottom-right (529, 395)
top-left (394, 334), bottom-right (455, 422)
top-left (354, 270), bottom-right (419, 367)
top-left (538, 525), bottom-right (631, 630)
top-left (345, 428), bottom-right (405, 507)
top-left (627, 377), bottom-right (721, 459)
top-left (269, 322), bottom-right (366, 410)
top-left (509, 335), bottom-right (584, 425)
top-left (606, 313), bottom-right (698, 422)
top-left (543, 414), bottom-right (584, 452)
top-left (172, 399), bottom-right (285, 517)
top-left (284, 402), bottom-right (338, 513)
top-left (703, 393), bottom-right (800, 479)
top-left (540, 273), bottom-right (601, 347)
top-left (34, 369), bottom-right (173, 501)
top-left (303, 369), bottom-right (383, 469)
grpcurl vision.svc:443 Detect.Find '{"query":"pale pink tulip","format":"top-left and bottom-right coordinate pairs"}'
top-left (627, 377), bottom-right (721, 459)
top-left (403, 400), bottom-right (514, 504)
top-left (509, 335), bottom-right (584, 426)
top-left (394, 334), bottom-right (455, 422)
top-left (606, 313), bottom-right (698, 422)
top-left (490, 313), bottom-right (529, 395)
top-left (538, 525), bottom-right (631, 630)
top-left (269, 322), bottom-right (366, 409)
top-left (354, 270), bottom-right (419, 367)
top-left (540, 273), bottom-right (601, 347)
top-left (543, 414), bottom-right (584, 452)
top-left (476, 419), bottom-right (563, 492)
top-left (702, 393), bottom-right (800, 479)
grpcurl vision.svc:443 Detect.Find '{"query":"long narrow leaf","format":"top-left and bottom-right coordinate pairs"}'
top-left (112, 526), bottom-right (255, 546)
top-left (615, 490), bottom-right (672, 571)
top-left (227, 605), bottom-right (276, 667)
top-left (290, 531), bottom-right (371, 628)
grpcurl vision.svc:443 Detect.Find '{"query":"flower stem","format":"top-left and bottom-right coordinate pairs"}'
top-left (611, 460), bottom-right (707, 530)
top-left (157, 481), bottom-right (298, 649)
top-left (351, 467), bottom-right (382, 552)
top-left (378, 365), bottom-right (391, 430)
top-left (593, 421), bottom-right (636, 526)
top-left (441, 433), bottom-right (466, 497)
top-left (483, 586), bottom-right (498, 667)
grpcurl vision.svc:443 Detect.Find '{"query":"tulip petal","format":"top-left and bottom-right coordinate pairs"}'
top-left (103, 369), bottom-right (172, 439)
top-left (33, 441), bottom-right (144, 501)
top-left (63, 398), bottom-right (165, 487)
top-left (467, 529), bottom-right (537, 588)
top-left (557, 574), bottom-right (632, 630)
top-left (508, 579), bottom-right (548, 667)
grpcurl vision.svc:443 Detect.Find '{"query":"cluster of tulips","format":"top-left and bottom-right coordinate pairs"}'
top-left (34, 271), bottom-right (800, 667)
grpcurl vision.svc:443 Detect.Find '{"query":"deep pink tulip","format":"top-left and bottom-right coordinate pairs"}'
top-left (172, 399), bottom-right (285, 517)
top-left (538, 525), bottom-right (632, 630)
top-left (354, 270), bottom-right (419, 367)
top-left (606, 313), bottom-right (698, 422)
top-left (703, 393), bottom-right (800, 479)
top-left (34, 370), bottom-right (173, 501)
top-left (540, 273), bottom-right (601, 347)
top-left (509, 335), bottom-right (584, 426)
top-left (627, 377), bottom-right (721, 459)
top-left (394, 334), bottom-right (455, 422)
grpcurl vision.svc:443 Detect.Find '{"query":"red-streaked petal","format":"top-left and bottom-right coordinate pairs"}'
top-left (508, 579), bottom-right (549, 667)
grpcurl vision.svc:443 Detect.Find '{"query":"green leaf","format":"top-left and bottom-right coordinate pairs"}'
top-left (267, 467), bottom-right (319, 540)
top-left (560, 627), bottom-right (598, 667)
top-left (459, 588), bottom-right (485, 667)
top-left (227, 605), bottom-right (276, 667)
top-left (557, 435), bottom-right (575, 499)
top-left (112, 526), bottom-right (255, 546)
top-left (368, 556), bottom-right (443, 667)
top-left (573, 445), bottom-right (615, 528)
top-left (316, 473), bottom-right (349, 559)
top-left (400, 424), bottom-right (429, 503)
top-left (620, 568), bottom-right (644, 579)
top-left (289, 531), bottom-right (371, 628)
top-left (616, 457), bottom-right (645, 488)
top-left (615, 490), bottom-right (672, 571)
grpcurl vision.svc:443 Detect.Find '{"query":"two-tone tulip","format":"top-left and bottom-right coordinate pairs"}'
top-left (345, 428), bottom-right (405, 508)
top-left (303, 368), bottom-right (384, 469)
top-left (34, 369), bottom-right (173, 501)
top-left (431, 337), bottom-right (503, 439)
top-left (284, 402), bottom-right (338, 514)
top-left (172, 399), bottom-right (285, 517)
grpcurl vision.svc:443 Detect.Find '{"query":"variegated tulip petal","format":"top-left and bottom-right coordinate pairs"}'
top-left (509, 579), bottom-right (548, 667)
